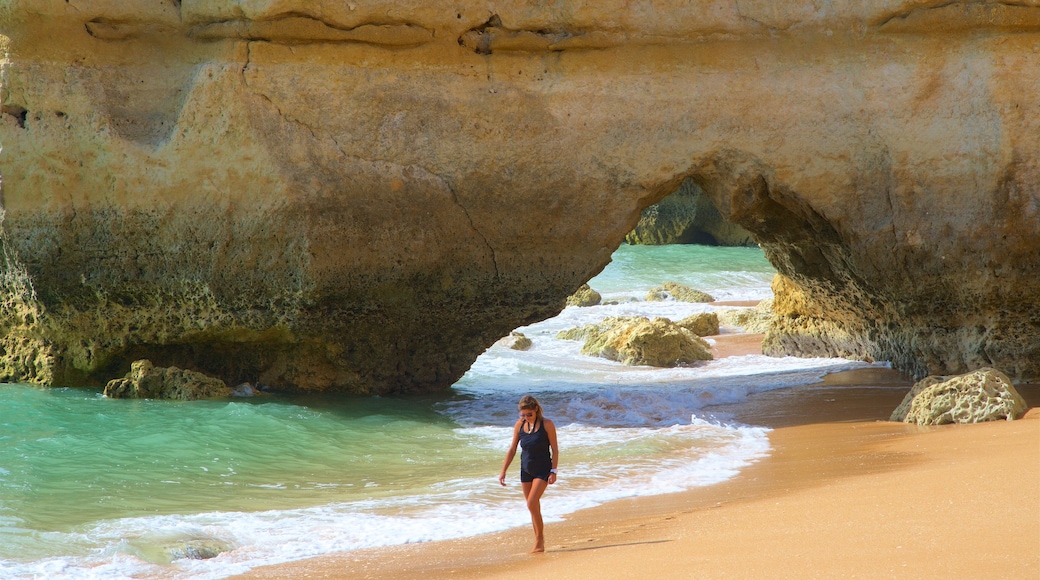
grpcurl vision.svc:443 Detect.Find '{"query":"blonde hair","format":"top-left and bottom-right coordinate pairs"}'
top-left (518, 394), bottom-right (543, 422)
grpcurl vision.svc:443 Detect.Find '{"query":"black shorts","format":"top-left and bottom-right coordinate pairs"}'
top-left (520, 468), bottom-right (551, 483)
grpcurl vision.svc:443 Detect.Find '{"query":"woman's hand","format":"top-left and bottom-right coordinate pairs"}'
top-left (547, 472), bottom-right (557, 485)
top-left (498, 472), bottom-right (508, 486)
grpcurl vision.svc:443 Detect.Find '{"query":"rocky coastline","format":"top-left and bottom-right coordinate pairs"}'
top-left (2, 1), bottom-right (1039, 393)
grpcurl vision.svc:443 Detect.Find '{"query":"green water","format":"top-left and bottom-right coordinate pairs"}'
top-left (0, 387), bottom-right (481, 532)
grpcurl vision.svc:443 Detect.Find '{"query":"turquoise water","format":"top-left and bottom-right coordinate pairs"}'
top-left (0, 245), bottom-right (878, 579)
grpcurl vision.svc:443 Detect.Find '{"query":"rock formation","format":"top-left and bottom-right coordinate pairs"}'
top-left (104, 359), bottom-right (232, 400)
top-left (646, 282), bottom-right (715, 304)
top-left (2, 1), bottom-right (1040, 393)
top-left (676, 312), bottom-right (720, 338)
top-left (891, 367), bottom-right (1028, 424)
top-left (718, 299), bottom-right (774, 334)
top-left (560, 316), bottom-right (713, 367)
top-left (625, 178), bottom-right (756, 246)
top-left (565, 284), bottom-right (602, 307)
top-left (495, 331), bottom-right (532, 351)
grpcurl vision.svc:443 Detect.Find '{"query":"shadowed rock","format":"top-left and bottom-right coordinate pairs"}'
top-left (104, 360), bottom-right (232, 400)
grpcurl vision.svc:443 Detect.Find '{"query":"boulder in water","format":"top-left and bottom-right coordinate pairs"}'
top-left (566, 284), bottom-right (602, 307)
top-left (645, 282), bottom-right (714, 303)
top-left (571, 316), bottom-right (713, 367)
top-left (104, 360), bottom-right (232, 400)
top-left (891, 367), bottom-right (1028, 424)
top-left (495, 331), bottom-right (533, 351)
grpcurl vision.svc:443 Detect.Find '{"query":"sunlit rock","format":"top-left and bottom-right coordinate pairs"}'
top-left (676, 312), bottom-right (720, 337)
top-left (565, 284), bottom-right (602, 307)
top-left (564, 316), bottom-right (712, 367)
top-left (891, 367), bottom-right (1028, 425)
top-left (645, 282), bottom-right (715, 303)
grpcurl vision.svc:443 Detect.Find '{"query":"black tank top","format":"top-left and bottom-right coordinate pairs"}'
top-left (519, 419), bottom-right (552, 474)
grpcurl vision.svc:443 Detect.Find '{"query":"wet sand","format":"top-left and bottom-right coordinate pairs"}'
top-left (238, 346), bottom-right (1040, 580)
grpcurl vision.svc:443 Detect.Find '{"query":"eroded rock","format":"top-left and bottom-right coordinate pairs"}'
top-left (495, 331), bottom-right (532, 351)
top-left (104, 360), bottom-right (232, 400)
top-left (625, 178), bottom-right (756, 246)
top-left (565, 284), bottom-right (602, 307)
top-left (891, 367), bottom-right (1028, 425)
top-left (645, 282), bottom-right (715, 303)
top-left (675, 312), bottom-right (720, 337)
top-left (718, 299), bottom-right (774, 334)
top-left (561, 316), bottom-right (712, 367)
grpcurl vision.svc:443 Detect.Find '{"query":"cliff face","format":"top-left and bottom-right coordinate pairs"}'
top-left (1, 1), bottom-right (1039, 392)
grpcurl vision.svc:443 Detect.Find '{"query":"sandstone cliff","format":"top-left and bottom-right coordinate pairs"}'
top-left (1, 1), bottom-right (1039, 392)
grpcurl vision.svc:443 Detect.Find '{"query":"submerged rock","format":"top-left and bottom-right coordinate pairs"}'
top-left (891, 368), bottom-right (1028, 425)
top-left (562, 316), bottom-right (712, 367)
top-left (168, 539), bottom-right (232, 561)
top-left (645, 282), bottom-right (715, 303)
top-left (104, 360), bottom-right (232, 401)
top-left (565, 284), bottom-right (602, 307)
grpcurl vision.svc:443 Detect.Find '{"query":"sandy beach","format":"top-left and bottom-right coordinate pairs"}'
top-left (239, 342), bottom-right (1040, 580)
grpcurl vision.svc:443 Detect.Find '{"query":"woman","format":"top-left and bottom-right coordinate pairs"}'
top-left (498, 394), bottom-right (559, 553)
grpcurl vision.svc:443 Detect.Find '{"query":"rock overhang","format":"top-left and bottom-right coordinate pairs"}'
top-left (1, 0), bottom-right (1039, 392)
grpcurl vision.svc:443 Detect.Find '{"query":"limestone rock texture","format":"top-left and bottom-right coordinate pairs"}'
top-left (104, 359), bottom-right (232, 400)
top-left (2, 1), bottom-right (1040, 393)
top-left (890, 367), bottom-right (1028, 424)
top-left (625, 178), bottom-right (756, 246)
top-left (676, 312), bottom-right (721, 337)
top-left (565, 284), bottom-right (602, 307)
top-left (566, 316), bottom-right (713, 367)
top-left (646, 282), bottom-right (715, 304)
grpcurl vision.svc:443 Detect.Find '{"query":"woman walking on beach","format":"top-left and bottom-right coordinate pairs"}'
top-left (499, 394), bottom-right (559, 553)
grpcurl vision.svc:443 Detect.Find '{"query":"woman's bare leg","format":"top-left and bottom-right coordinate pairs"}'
top-left (522, 479), bottom-right (550, 552)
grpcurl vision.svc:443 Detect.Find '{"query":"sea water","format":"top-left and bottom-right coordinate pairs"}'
top-left (0, 245), bottom-right (881, 579)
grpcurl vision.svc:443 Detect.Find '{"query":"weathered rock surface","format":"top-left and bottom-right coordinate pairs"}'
top-left (565, 284), bottom-right (602, 307)
top-left (625, 178), bottom-right (756, 246)
top-left (559, 316), bottom-right (713, 367)
top-left (676, 312), bottom-right (720, 337)
top-left (3, 1), bottom-right (1040, 393)
top-left (718, 299), bottom-right (774, 334)
top-left (495, 331), bottom-right (532, 351)
top-left (646, 282), bottom-right (715, 304)
top-left (104, 359), bottom-right (232, 400)
top-left (891, 367), bottom-right (1028, 424)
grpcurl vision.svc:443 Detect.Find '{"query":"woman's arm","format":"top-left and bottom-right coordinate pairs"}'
top-left (544, 418), bottom-right (560, 485)
top-left (498, 420), bottom-right (523, 486)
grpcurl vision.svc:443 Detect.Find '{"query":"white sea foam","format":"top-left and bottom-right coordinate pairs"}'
top-left (0, 245), bottom-right (887, 579)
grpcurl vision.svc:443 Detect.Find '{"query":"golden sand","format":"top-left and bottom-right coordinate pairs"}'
top-left (238, 344), bottom-right (1040, 580)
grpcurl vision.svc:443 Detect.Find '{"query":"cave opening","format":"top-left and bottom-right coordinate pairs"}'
top-left (624, 177), bottom-right (758, 248)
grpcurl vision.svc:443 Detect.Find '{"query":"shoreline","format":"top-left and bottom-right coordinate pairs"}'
top-left (237, 349), bottom-right (1040, 579)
